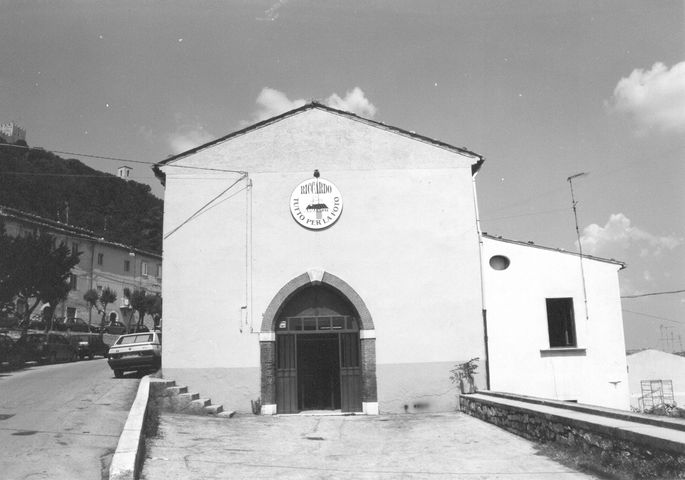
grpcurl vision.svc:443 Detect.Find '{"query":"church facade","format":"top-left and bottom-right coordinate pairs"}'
top-left (154, 103), bottom-right (629, 414)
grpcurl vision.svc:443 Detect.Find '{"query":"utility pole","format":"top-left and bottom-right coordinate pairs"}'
top-left (567, 172), bottom-right (589, 321)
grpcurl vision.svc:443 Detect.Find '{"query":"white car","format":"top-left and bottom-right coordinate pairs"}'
top-left (107, 332), bottom-right (162, 378)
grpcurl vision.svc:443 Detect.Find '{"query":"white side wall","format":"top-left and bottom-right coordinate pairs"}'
top-left (482, 237), bottom-right (630, 410)
top-left (161, 109), bottom-right (485, 413)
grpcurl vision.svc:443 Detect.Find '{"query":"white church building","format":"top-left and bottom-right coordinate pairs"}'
top-left (153, 103), bottom-right (629, 414)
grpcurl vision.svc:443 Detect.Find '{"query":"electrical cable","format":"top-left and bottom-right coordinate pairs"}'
top-left (621, 289), bottom-right (685, 299)
top-left (163, 174), bottom-right (247, 239)
top-left (0, 171), bottom-right (241, 180)
top-left (0, 143), bottom-right (247, 174)
top-left (481, 207), bottom-right (568, 222)
top-left (622, 309), bottom-right (684, 325)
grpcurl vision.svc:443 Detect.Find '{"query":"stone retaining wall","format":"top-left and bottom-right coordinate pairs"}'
top-left (460, 395), bottom-right (685, 479)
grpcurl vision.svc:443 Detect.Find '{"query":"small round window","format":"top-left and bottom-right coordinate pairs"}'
top-left (489, 255), bottom-right (510, 271)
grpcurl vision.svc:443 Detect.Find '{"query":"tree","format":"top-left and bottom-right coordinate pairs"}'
top-left (0, 221), bottom-right (15, 307)
top-left (149, 294), bottom-right (162, 330)
top-left (83, 289), bottom-right (100, 326)
top-left (83, 287), bottom-right (118, 327)
top-left (0, 228), bottom-right (80, 328)
top-left (98, 287), bottom-right (117, 327)
top-left (126, 288), bottom-right (155, 329)
top-left (121, 287), bottom-right (136, 329)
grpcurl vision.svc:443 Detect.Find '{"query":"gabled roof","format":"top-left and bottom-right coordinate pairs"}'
top-left (153, 102), bottom-right (484, 184)
top-left (482, 232), bottom-right (626, 269)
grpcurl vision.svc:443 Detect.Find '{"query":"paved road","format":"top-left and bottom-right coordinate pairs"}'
top-left (142, 412), bottom-right (599, 480)
top-left (0, 358), bottom-right (140, 480)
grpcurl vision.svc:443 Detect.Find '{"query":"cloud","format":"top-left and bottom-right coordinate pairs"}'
top-left (246, 87), bottom-right (377, 124)
top-left (257, 0), bottom-right (288, 21)
top-left (167, 117), bottom-right (215, 154)
top-left (579, 213), bottom-right (682, 258)
top-left (325, 87), bottom-right (378, 118)
top-left (251, 88), bottom-right (307, 123)
top-left (608, 61), bottom-right (685, 133)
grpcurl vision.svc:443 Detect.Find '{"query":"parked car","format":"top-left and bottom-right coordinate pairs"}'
top-left (16, 332), bottom-right (77, 364)
top-left (18, 319), bottom-right (47, 331)
top-left (107, 331), bottom-right (162, 378)
top-left (127, 324), bottom-right (150, 333)
top-left (70, 334), bottom-right (109, 360)
top-left (0, 333), bottom-right (24, 367)
top-left (53, 317), bottom-right (91, 333)
top-left (0, 313), bottom-right (20, 329)
top-left (102, 321), bottom-right (128, 335)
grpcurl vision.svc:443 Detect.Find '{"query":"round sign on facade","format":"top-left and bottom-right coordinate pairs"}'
top-left (290, 175), bottom-right (343, 230)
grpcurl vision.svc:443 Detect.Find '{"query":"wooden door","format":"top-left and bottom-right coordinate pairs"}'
top-left (276, 334), bottom-right (298, 413)
top-left (339, 333), bottom-right (362, 412)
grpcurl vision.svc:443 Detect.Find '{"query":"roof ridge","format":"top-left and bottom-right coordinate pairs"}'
top-left (482, 232), bottom-right (626, 268)
top-left (153, 102), bottom-right (484, 183)
top-left (0, 205), bottom-right (161, 258)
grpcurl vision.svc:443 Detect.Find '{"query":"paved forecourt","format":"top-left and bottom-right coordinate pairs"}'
top-left (141, 411), bottom-right (599, 479)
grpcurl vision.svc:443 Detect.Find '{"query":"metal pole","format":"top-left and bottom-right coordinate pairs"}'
top-left (567, 173), bottom-right (589, 321)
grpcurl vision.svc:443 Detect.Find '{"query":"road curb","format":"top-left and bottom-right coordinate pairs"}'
top-left (109, 375), bottom-right (150, 480)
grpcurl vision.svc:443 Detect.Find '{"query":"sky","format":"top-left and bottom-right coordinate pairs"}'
top-left (1, 0), bottom-right (683, 351)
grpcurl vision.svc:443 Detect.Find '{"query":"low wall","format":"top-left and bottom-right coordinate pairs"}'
top-left (460, 393), bottom-right (685, 479)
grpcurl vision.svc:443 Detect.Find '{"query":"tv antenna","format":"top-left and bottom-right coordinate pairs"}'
top-left (567, 172), bottom-right (589, 321)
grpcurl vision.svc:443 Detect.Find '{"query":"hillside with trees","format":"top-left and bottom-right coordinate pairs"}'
top-left (0, 144), bottom-right (163, 252)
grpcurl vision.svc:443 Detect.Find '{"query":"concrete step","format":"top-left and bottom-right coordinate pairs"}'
top-left (204, 404), bottom-right (224, 415)
top-left (149, 378), bottom-right (176, 396)
top-left (166, 385), bottom-right (188, 395)
top-left (179, 392), bottom-right (200, 402)
top-left (160, 391), bottom-right (199, 412)
top-left (150, 377), bottom-right (231, 417)
top-left (186, 398), bottom-right (211, 414)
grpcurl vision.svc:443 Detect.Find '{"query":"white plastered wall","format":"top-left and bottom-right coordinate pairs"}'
top-left (160, 108), bottom-right (485, 412)
top-left (482, 236), bottom-right (630, 410)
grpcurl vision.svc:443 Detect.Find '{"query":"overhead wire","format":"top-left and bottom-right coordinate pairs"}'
top-left (621, 289), bottom-right (685, 299)
top-left (0, 142), bottom-right (247, 174)
top-left (163, 174), bottom-right (248, 240)
top-left (481, 207), bottom-right (568, 221)
top-left (482, 142), bottom-right (680, 218)
top-left (622, 309), bottom-right (685, 325)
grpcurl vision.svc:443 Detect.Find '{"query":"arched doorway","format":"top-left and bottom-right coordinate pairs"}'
top-left (260, 271), bottom-right (377, 415)
top-left (275, 285), bottom-right (361, 413)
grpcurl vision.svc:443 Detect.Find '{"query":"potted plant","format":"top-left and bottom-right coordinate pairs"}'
top-left (450, 357), bottom-right (479, 394)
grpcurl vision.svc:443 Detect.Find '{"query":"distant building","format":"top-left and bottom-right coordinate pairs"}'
top-left (0, 205), bottom-right (162, 326)
top-left (0, 122), bottom-right (27, 144)
top-left (627, 349), bottom-right (685, 410)
top-left (117, 166), bottom-right (132, 180)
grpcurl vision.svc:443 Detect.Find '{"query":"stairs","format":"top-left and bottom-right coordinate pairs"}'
top-left (150, 378), bottom-right (235, 417)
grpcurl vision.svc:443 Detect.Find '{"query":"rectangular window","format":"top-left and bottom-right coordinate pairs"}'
top-left (156, 263), bottom-right (162, 278)
top-left (69, 274), bottom-right (78, 290)
top-left (124, 260), bottom-right (130, 272)
top-left (97, 253), bottom-right (104, 266)
top-left (141, 262), bottom-right (148, 277)
top-left (546, 298), bottom-right (577, 348)
top-left (71, 242), bottom-right (79, 256)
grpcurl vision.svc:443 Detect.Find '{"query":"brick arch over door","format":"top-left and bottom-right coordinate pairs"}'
top-left (259, 270), bottom-right (377, 413)
top-left (260, 271), bottom-right (375, 332)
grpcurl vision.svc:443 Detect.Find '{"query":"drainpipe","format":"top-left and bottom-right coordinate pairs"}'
top-left (472, 172), bottom-right (490, 390)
